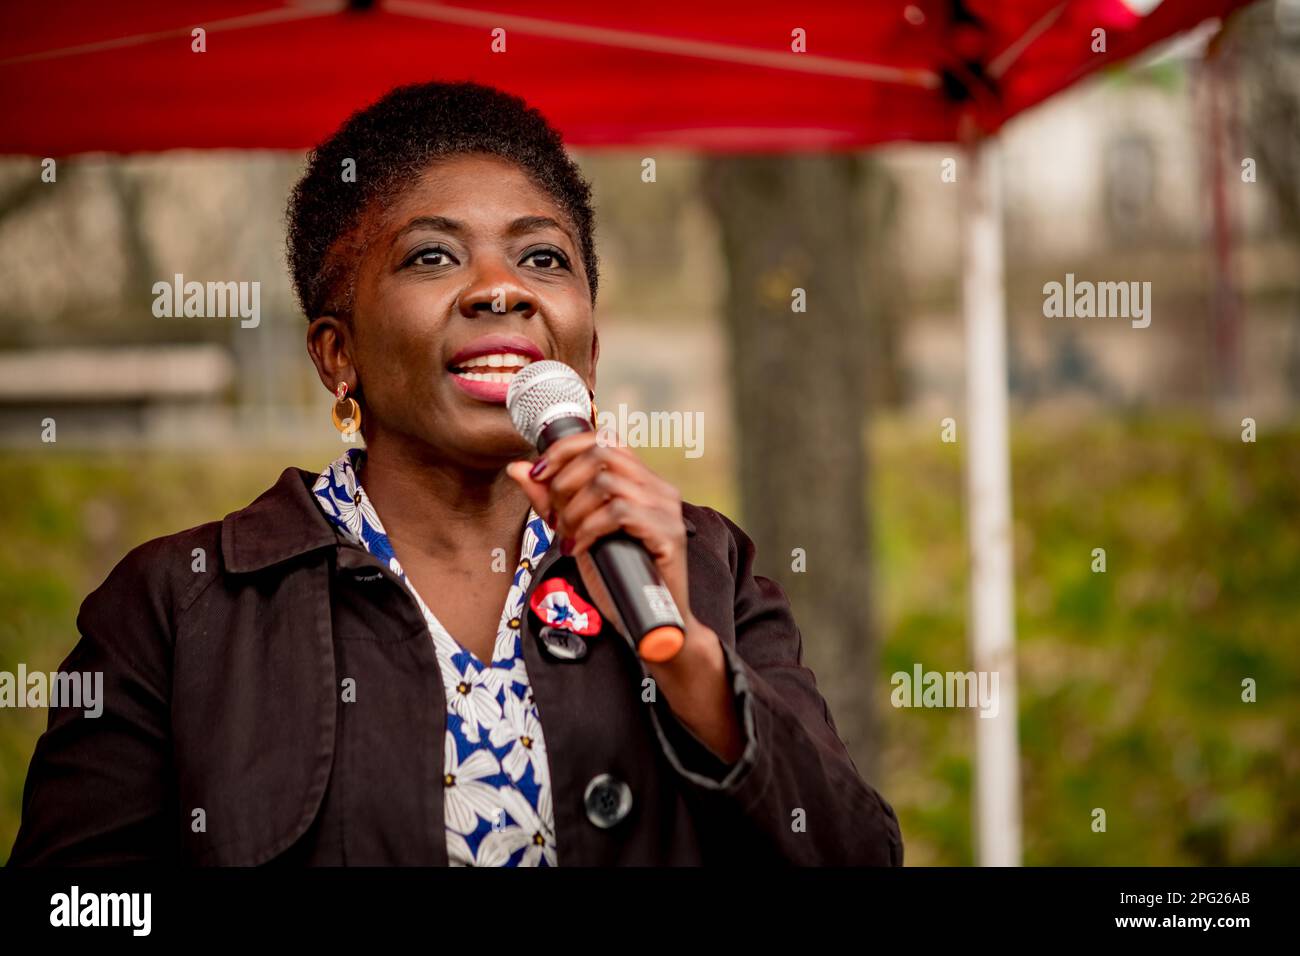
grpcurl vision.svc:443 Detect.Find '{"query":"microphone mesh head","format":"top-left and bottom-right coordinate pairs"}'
top-left (507, 360), bottom-right (592, 446)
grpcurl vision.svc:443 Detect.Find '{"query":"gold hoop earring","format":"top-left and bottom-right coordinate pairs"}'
top-left (588, 390), bottom-right (598, 429)
top-left (332, 382), bottom-right (362, 435)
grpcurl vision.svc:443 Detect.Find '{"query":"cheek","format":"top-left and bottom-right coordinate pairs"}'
top-left (354, 284), bottom-right (448, 387)
top-left (350, 330), bottom-right (432, 428)
top-left (553, 315), bottom-right (597, 375)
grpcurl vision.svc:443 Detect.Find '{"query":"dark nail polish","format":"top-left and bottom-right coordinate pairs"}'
top-left (530, 458), bottom-right (547, 478)
top-left (561, 538), bottom-right (573, 556)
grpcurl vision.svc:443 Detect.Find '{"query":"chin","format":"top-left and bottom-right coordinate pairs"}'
top-left (444, 428), bottom-right (533, 468)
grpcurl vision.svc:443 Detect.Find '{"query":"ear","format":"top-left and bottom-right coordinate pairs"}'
top-left (306, 315), bottom-right (357, 395)
top-left (588, 326), bottom-right (600, 393)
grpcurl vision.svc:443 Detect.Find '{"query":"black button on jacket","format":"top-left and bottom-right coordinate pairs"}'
top-left (8, 466), bottom-right (904, 866)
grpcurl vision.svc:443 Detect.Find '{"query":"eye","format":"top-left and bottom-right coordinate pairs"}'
top-left (522, 247), bottom-right (571, 271)
top-left (407, 245), bottom-right (458, 267)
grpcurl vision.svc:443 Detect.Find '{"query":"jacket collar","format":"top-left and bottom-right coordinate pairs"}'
top-left (220, 461), bottom-right (696, 575)
top-left (221, 466), bottom-right (342, 573)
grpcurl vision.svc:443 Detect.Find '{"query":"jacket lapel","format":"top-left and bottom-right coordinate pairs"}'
top-left (221, 467), bottom-right (340, 573)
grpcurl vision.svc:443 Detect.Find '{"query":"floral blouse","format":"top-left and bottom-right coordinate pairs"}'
top-left (311, 447), bottom-right (556, 866)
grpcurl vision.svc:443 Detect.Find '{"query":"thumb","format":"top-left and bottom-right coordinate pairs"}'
top-left (506, 461), bottom-right (552, 519)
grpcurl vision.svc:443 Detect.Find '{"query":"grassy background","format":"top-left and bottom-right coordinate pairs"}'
top-left (3, 416), bottom-right (1297, 864)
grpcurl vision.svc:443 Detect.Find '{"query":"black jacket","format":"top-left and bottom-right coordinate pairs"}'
top-left (9, 465), bottom-right (903, 866)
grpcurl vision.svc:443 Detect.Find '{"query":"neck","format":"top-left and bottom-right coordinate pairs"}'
top-left (355, 432), bottom-right (534, 563)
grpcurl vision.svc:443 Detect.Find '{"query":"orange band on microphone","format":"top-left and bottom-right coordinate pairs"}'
top-left (638, 626), bottom-right (685, 663)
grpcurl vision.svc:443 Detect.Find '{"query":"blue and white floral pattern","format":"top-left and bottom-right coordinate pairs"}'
top-left (312, 447), bottom-right (557, 866)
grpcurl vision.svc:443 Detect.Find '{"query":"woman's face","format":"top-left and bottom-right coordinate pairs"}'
top-left (309, 152), bottom-right (597, 470)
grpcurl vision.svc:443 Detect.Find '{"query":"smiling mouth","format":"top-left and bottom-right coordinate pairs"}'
top-left (447, 352), bottom-right (535, 384)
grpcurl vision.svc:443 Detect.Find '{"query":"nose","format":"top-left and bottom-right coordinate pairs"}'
top-left (458, 259), bottom-right (539, 320)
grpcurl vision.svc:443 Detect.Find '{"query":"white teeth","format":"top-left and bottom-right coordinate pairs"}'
top-left (457, 352), bottom-right (533, 369)
top-left (455, 371), bottom-right (516, 383)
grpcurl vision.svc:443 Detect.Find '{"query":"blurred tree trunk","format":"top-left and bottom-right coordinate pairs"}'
top-left (1230, 1), bottom-right (1300, 398)
top-left (700, 154), bottom-right (893, 783)
top-left (105, 165), bottom-right (160, 335)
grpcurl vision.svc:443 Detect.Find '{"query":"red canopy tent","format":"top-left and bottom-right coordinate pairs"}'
top-left (0, 0), bottom-right (1256, 865)
top-left (0, 0), bottom-right (1251, 154)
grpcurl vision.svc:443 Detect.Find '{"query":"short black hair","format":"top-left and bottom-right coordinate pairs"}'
top-left (286, 80), bottom-right (599, 319)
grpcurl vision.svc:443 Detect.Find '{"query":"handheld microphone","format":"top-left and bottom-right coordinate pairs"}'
top-left (507, 361), bottom-right (686, 663)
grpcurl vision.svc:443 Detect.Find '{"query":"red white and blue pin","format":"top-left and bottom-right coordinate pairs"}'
top-left (530, 578), bottom-right (602, 660)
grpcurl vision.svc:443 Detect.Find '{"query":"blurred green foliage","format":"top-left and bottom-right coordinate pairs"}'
top-left (875, 416), bottom-right (1300, 865)
top-left (2, 417), bottom-right (1297, 865)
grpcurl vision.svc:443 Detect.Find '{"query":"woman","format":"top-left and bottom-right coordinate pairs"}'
top-left (10, 81), bottom-right (902, 867)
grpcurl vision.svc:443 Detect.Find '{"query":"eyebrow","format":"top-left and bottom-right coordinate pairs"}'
top-left (394, 214), bottom-right (576, 246)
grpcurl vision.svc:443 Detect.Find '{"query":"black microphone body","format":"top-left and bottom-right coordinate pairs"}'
top-left (537, 415), bottom-right (686, 661)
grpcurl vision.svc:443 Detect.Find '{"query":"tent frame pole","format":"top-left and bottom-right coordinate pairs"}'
top-left (960, 135), bottom-right (1022, 867)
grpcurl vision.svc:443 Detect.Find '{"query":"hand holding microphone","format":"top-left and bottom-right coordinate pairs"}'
top-left (505, 361), bottom-right (688, 663)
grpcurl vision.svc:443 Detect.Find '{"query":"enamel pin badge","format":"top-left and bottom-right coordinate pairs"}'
top-left (530, 577), bottom-right (603, 637)
top-left (530, 577), bottom-right (603, 662)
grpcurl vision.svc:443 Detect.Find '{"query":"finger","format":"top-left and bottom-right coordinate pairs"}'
top-left (557, 470), bottom-right (649, 539)
top-left (547, 443), bottom-right (648, 510)
top-left (528, 431), bottom-right (599, 480)
top-left (569, 498), bottom-right (682, 562)
top-left (505, 460), bottom-right (553, 521)
top-left (531, 428), bottom-right (644, 479)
